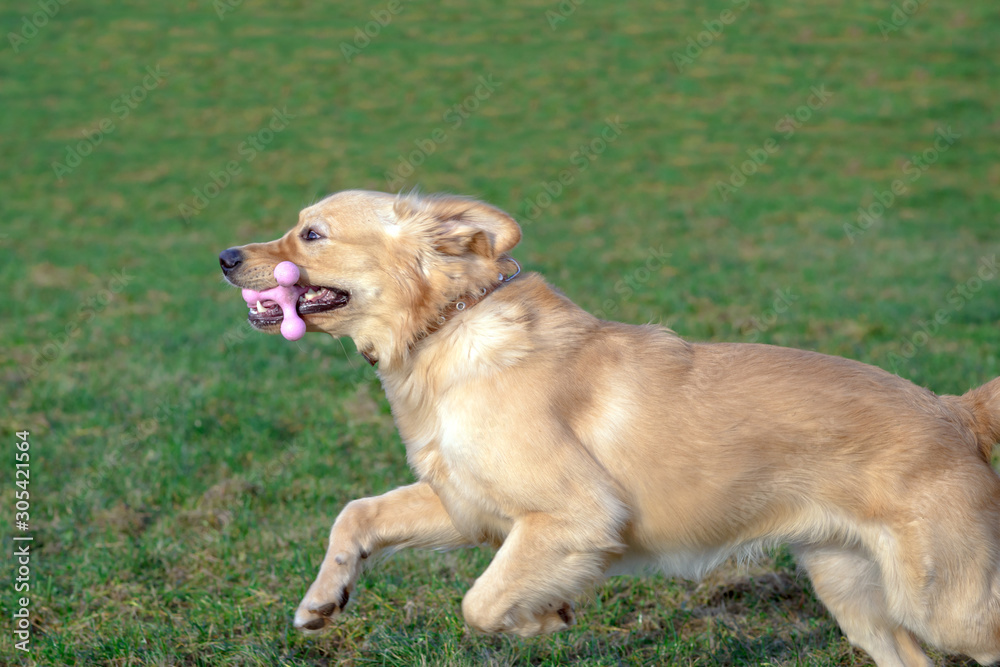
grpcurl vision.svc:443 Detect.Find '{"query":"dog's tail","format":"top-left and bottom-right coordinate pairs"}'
top-left (951, 377), bottom-right (1000, 462)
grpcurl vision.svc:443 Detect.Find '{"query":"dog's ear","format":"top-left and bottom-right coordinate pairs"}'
top-left (397, 194), bottom-right (522, 258)
top-left (433, 222), bottom-right (495, 257)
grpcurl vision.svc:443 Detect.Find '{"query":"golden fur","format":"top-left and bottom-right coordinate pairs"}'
top-left (220, 190), bottom-right (1000, 667)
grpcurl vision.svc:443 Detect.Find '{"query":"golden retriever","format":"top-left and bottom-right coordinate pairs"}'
top-left (219, 190), bottom-right (1000, 667)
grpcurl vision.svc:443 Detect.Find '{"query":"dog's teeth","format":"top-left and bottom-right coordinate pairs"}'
top-left (256, 300), bottom-right (265, 313)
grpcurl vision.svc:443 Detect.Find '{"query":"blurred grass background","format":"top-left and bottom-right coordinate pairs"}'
top-left (2, 0), bottom-right (998, 664)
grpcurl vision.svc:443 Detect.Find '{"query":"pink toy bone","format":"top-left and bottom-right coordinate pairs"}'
top-left (241, 261), bottom-right (308, 341)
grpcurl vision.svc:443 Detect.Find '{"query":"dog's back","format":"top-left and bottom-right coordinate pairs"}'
top-left (492, 286), bottom-right (1000, 665)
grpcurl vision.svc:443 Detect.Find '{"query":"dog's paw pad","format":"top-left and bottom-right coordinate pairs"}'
top-left (557, 603), bottom-right (573, 625)
top-left (298, 617), bottom-right (328, 632)
top-left (314, 590), bottom-right (348, 618)
top-left (533, 601), bottom-right (574, 634)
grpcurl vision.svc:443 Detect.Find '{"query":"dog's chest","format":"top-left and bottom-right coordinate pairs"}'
top-left (398, 390), bottom-right (497, 478)
top-left (387, 383), bottom-right (515, 533)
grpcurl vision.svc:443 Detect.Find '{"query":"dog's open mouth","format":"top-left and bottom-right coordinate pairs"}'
top-left (246, 285), bottom-right (350, 329)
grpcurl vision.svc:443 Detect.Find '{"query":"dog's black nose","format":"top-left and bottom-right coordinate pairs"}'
top-left (219, 248), bottom-right (243, 274)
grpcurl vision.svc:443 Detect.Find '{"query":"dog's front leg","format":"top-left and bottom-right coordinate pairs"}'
top-left (294, 482), bottom-right (471, 632)
top-left (461, 512), bottom-right (622, 637)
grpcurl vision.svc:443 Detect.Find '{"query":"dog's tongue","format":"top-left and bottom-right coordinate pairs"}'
top-left (242, 261), bottom-right (308, 341)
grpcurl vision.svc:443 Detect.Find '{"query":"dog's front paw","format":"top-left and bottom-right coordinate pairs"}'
top-left (294, 548), bottom-right (364, 633)
top-left (294, 584), bottom-right (351, 633)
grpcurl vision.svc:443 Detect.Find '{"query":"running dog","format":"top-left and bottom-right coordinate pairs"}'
top-left (220, 189), bottom-right (1000, 667)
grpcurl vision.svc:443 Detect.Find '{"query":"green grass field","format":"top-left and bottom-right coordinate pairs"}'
top-left (3, 0), bottom-right (999, 664)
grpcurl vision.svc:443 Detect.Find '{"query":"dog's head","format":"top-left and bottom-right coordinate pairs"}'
top-left (219, 189), bottom-right (522, 365)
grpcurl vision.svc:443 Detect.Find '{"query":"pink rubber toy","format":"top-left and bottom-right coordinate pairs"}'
top-left (241, 261), bottom-right (308, 341)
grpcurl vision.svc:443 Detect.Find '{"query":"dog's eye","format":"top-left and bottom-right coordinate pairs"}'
top-left (303, 229), bottom-right (322, 241)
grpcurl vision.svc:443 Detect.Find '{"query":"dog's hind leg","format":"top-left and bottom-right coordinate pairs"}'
top-left (461, 512), bottom-right (623, 637)
top-left (294, 482), bottom-right (472, 633)
top-left (795, 545), bottom-right (931, 667)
